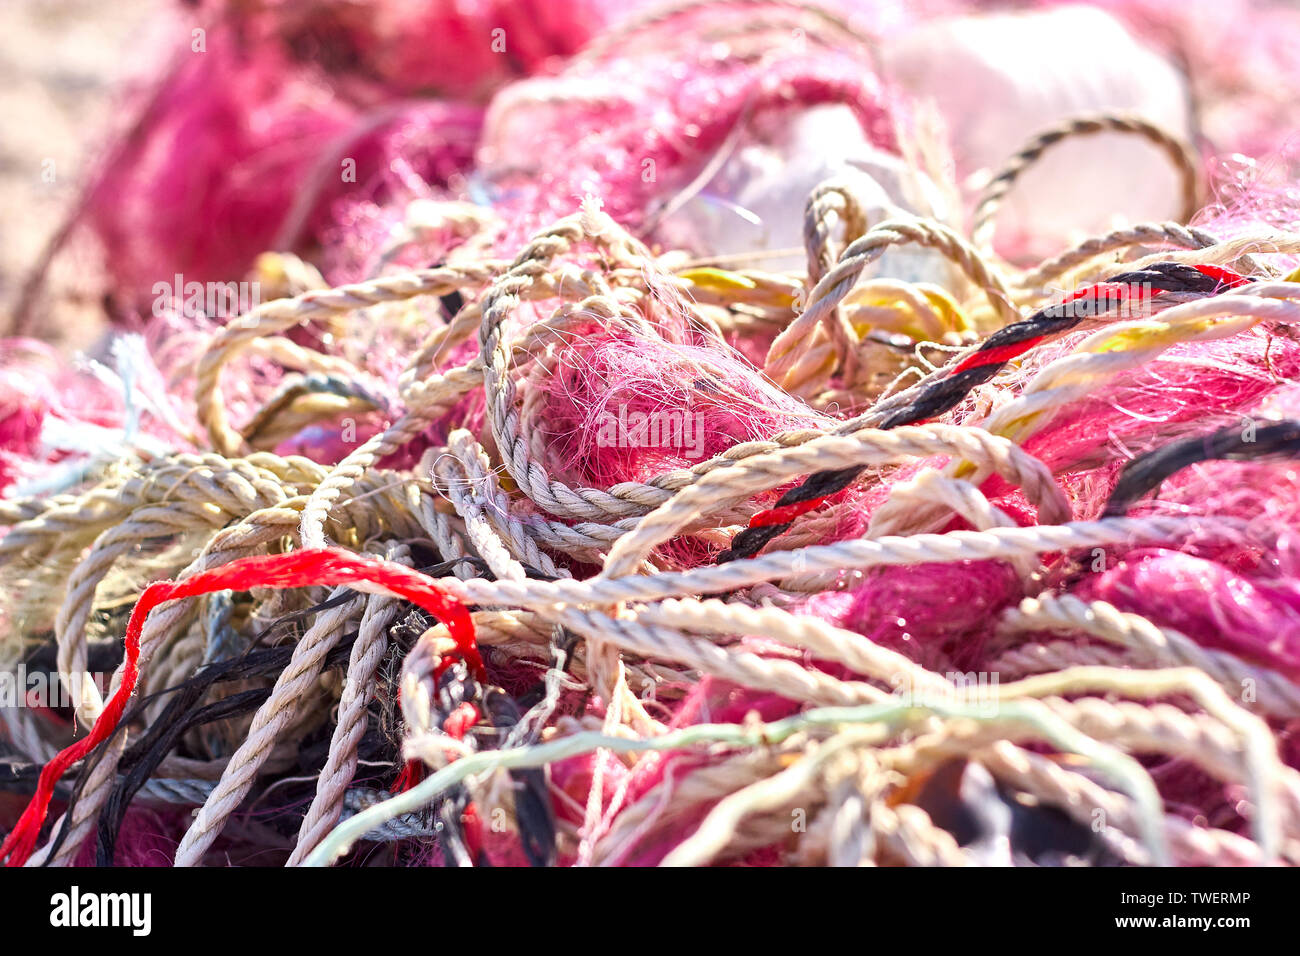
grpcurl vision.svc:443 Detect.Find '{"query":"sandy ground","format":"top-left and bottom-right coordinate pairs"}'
top-left (0, 0), bottom-right (164, 347)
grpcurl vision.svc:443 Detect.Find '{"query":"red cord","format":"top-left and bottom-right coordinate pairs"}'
top-left (749, 497), bottom-right (827, 528)
top-left (443, 701), bottom-right (480, 739)
top-left (1191, 264), bottom-right (1252, 290)
top-left (391, 760), bottom-right (426, 795)
top-left (0, 547), bottom-right (477, 867)
top-left (950, 336), bottom-right (1046, 376)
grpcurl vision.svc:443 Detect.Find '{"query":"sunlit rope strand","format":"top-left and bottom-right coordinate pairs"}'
top-left (971, 113), bottom-right (1200, 255)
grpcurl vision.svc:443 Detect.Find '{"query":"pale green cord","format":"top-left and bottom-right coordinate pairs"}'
top-left (304, 698), bottom-right (1170, 867)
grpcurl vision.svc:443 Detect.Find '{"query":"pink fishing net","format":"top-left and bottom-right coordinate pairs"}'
top-left (6, 0), bottom-right (1300, 869)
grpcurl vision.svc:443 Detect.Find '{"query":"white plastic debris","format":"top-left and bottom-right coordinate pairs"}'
top-left (880, 4), bottom-right (1193, 253)
top-left (657, 103), bottom-right (953, 281)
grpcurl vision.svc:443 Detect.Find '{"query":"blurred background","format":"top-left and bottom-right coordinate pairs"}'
top-left (0, 1), bottom-right (158, 344)
top-left (6, 0), bottom-right (1300, 348)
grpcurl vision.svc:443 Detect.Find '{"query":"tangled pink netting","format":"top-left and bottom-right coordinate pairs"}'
top-left (7, 0), bottom-right (1300, 868)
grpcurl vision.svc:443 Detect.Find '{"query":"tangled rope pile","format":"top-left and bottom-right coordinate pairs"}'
top-left (6, 0), bottom-right (1300, 867)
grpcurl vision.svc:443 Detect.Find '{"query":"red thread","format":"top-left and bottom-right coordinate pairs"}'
top-left (0, 547), bottom-right (477, 867)
top-left (391, 760), bottom-right (426, 795)
top-left (1191, 264), bottom-right (1251, 290)
top-left (461, 801), bottom-right (485, 860)
top-left (950, 336), bottom-right (1046, 375)
top-left (443, 701), bottom-right (480, 740)
top-left (749, 497), bottom-right (828, 527)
